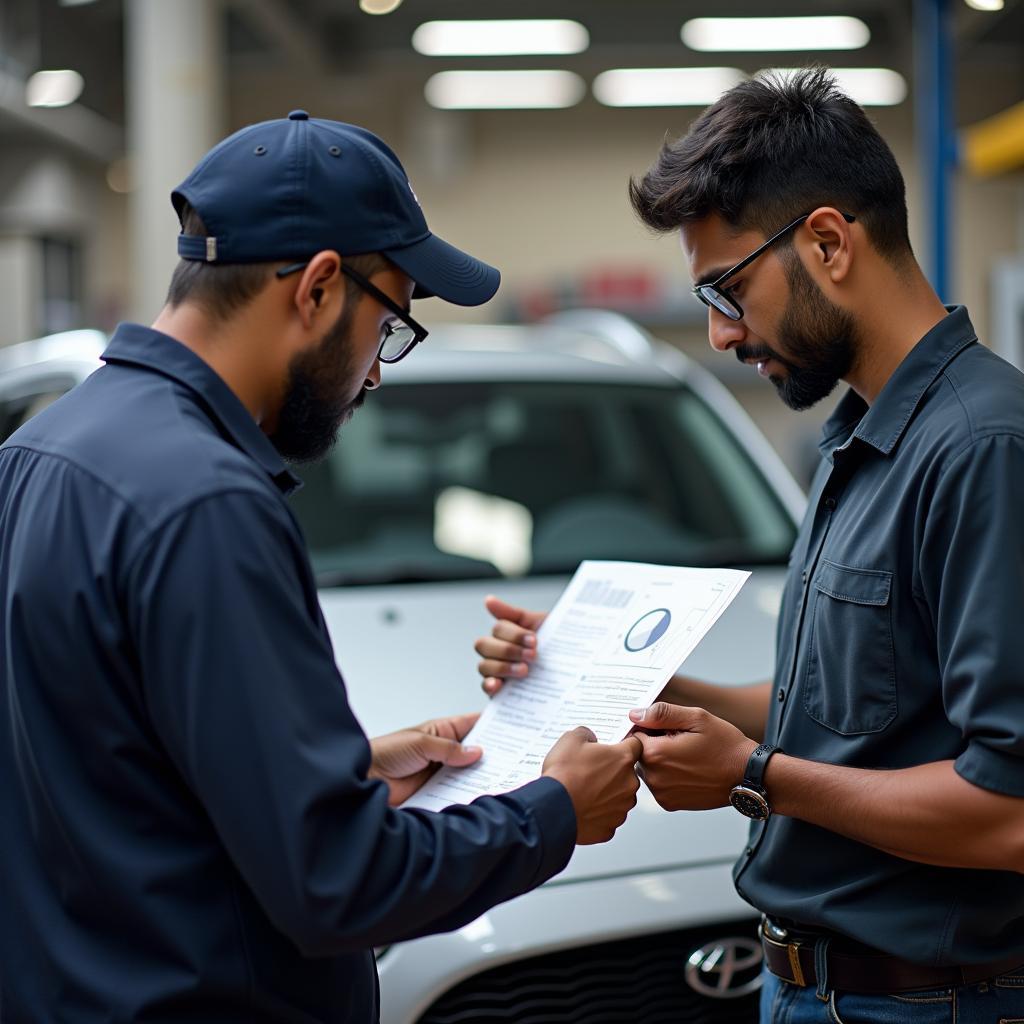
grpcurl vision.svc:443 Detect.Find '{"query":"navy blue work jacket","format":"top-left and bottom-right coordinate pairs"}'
top-left (0, 323), bottom-right (575, 1022)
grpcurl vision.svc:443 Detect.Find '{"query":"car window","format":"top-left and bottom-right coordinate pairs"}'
top-left (289, 381), bottom-right (796, 586)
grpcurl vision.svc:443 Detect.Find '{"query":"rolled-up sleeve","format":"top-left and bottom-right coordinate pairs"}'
top-left (125, 487), bottom-right (576, 955)
top-left (920, 434), bottom-right (1024, 797)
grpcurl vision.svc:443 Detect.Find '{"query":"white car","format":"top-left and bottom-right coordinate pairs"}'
top-left (0, 311), bottom-right (804, 1023)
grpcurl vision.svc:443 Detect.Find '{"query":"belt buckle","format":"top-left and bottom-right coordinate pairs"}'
top-left (760, 917), bottom-right (808, 988)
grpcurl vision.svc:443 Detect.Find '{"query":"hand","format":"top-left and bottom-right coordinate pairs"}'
top-left (542, 727), bottom-right (642, 844)
top-left (629, 703), bottom-right (758, 812)
top-left (369, 713), bottom-right (482, 807)
top-left (475, 595), bottom-right (547, 696)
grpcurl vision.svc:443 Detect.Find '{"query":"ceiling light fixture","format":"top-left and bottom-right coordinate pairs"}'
top-left (963, 0), bottom-right (1004, 9)
top-left (761, 67), bottom-right (907, 106)
top-left (425, 70), bottom-right (586, 110)
top-left (25, 69), bottom-right (84, 108)
top-left (682, 16), bottom-right (870, 52)
top-left (593, 67), bottom-right (745, 107)
top-left (359, 0), bottom-right (403, 15)
top-left (413, 19), bottom-right (589, 57)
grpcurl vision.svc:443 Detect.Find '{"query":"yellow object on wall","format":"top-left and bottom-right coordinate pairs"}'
top-left (963, 100), bottom-right (1024, 176)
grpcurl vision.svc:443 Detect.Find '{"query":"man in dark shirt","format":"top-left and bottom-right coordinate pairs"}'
top-left (476, 71), bottom-right (1024, 1021)
top-left (0, 112), bottom-right (642, 1022)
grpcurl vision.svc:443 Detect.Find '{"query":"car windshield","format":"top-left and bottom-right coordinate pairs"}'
top-left (289, 380), bottom-right (797, 586)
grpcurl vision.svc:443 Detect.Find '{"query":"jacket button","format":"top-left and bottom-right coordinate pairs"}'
top-left (824, 496), bottom-right (837, 512)
top-left (777, 688), bottom-right (786, 702)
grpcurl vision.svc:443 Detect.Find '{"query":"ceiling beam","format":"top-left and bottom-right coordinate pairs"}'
top-left (0, 68), bottom-right (122, 163)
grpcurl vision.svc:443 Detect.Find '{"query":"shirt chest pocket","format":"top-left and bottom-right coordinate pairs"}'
top-left (802, 560), bottom-right (897, 735)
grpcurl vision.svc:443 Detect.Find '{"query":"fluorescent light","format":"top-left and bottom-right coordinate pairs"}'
top-left (964, 0), bottom-right (1003, 9)
top-left (425, 70), bottom-right (586, 110)
top-left (593, 67), bottom-right (745, 107)
top-left (761, 67), bottom-right (907, 106)
top-left (413, 20), bottom-right (588, 57)
top-left (360, 0), bottom-right (402, 13)
top-left (682, 16), bottom-right (870, 52)
top-left (25, 69), bottom-right (84, 108)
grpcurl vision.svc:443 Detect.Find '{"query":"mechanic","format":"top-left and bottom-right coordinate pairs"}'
top-left (0, 112), bottom-right (642, 1022)
top-left (474, 69), bottom-right (1024, 1022)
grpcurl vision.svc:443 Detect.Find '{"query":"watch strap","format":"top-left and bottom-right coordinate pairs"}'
top-left (743, 743), bottom-right (781, 791)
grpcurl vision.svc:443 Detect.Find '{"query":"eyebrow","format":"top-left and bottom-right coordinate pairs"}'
top-left (695, 266), bottom-right (733, 288)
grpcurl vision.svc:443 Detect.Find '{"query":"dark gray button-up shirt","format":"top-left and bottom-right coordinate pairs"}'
top-left (0, 323), bottom-right (576, 1022)
top-left (735, 306), bottom-right (1024, 966)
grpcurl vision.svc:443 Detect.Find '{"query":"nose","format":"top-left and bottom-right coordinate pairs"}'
top-left (707, 305), bottom-right (747, 354)
top-left (364, 358), bottom-right (382, 392)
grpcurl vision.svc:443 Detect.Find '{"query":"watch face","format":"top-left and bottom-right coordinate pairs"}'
top-left (729, 785), bottom-right (770, 821)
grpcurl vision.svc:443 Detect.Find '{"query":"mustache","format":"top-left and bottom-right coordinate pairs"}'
top-left (735, 343), bottom-right (777, 364)
top-left (734, 343), bottom-right (799, 372)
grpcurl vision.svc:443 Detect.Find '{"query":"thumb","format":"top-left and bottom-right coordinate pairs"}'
top-left (628, 702), bottom-right (703, 731)
top-left (418, 734), bottom-right (483, 768)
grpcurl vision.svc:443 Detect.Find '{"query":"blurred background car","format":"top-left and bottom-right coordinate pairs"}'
top-left (1, 310), bottom-right (804, 1022)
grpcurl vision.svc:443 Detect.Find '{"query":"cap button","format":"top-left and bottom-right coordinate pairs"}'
top-left (288, 109), bottom-right (309, 121)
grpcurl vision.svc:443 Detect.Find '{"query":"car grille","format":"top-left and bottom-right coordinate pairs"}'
top-left (416, 919), bottom-right (762, 1024)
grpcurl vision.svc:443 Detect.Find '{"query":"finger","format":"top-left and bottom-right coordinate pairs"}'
top-left (628, 702), bottom-right (704, 731)
top-left (492, 620), bottom-right (537, 650)
top-left (570, 725), bottom-right (598, 744)
top-left (447, 712), bottom-right (480, 741)
top-left (484, 595), bottom-right (546, 631)
top-left (481, 676), bottom-right (505, 696)
top-left (474, 637), bottom-right (534, 662)
top-left (477, 658), bottom-right (530, 680)
top-left (618, 735), bottom-right (644, 762)
top-left (418, 735), bottom-right (483, 768)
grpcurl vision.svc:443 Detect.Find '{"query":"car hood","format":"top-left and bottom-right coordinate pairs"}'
top-left (319, 566), bottom-right (786, 883)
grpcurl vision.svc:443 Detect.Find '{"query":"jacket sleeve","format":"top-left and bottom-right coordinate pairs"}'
top-left (126, 487), bottom-right (576, 956)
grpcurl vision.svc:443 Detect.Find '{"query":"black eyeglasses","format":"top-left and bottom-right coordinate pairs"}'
top-left (692, 211), bottom-right (856, 322)
top-left (276, 261), bottom-right (429, 364)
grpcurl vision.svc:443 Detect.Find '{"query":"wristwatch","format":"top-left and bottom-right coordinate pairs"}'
top-left (729, 743), bottom-right (781, 821)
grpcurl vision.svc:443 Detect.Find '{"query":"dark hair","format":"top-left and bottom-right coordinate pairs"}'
top-left (166, 201), bottom-right (390, 320)
top-left (629, 67), bottom-right (913, 263)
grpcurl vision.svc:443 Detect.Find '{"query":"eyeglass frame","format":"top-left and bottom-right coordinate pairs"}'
top-left (692, 210), bottom-right (856, 322)
top-left (275, 259), bottom-right (429, 364)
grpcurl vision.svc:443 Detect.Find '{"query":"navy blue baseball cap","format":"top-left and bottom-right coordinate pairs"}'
top-left (171, 110), bottom-right (499, 306)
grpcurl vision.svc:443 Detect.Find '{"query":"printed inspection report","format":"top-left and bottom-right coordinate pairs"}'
top-left (405, 560), bottom-right (749, 812)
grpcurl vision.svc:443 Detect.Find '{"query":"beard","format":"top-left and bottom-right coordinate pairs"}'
top-left (268, 302), bottom-right (368, 464)
top-left (735, 253), bottom-right (858, 411)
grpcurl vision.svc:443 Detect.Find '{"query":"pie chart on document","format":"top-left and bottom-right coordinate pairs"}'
top-left (624, 608), bottom-right (672, 652)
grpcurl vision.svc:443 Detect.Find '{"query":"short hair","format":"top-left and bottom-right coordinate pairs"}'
top-left (166, 201), bottom-right (390, 320)
top-left (629, 67), bottom-right (913, 263)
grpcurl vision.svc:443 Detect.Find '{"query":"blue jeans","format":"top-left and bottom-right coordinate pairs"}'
top-left (760, 964), bottom-right (1024, 1023)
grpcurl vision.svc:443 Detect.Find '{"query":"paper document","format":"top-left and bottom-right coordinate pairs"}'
top-left (403, 560), bottom-right (749, 812)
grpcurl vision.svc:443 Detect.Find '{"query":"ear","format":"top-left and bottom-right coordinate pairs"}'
top-left (291, 251), bottom-right (344, 329)
top-left (802, 207), bottom-right (854, 284)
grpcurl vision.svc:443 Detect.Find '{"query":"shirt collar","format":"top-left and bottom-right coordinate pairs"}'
top-left (101, 323), bottom-right (302, 495)
top-left (818, 305), bottom-right (978, 459)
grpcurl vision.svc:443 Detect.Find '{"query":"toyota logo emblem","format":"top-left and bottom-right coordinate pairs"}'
top-left (685, 937), bottom-right (763, 999)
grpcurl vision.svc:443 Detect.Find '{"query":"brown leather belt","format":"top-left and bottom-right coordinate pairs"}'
top-left (760, 922), bottom-right (1024, 995)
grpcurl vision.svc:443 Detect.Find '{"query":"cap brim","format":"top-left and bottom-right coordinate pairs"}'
top-left (383, 233), bottom-right (500, 307)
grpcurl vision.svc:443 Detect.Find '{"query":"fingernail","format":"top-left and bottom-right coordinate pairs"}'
top-left (465, 746), bottom-right (482, 756)
top-left (523, 634), bottom-right (536, 647)
top-left (522, 648), bottom-right (536, 660)
top-left (514, 662), bottom-right (527, 674)
top-left (484, 680), bottom-right (496, 693)
top-left (629, 708), bottom-right (646, 722)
